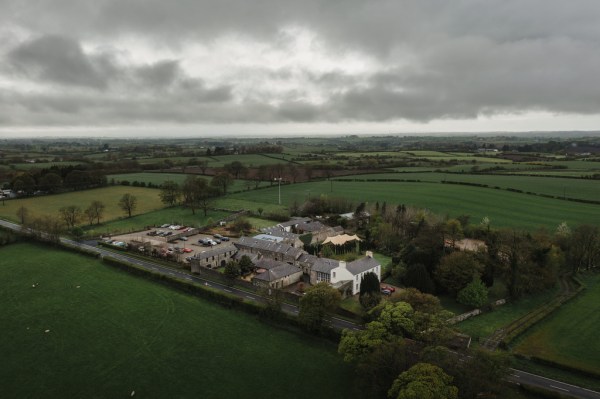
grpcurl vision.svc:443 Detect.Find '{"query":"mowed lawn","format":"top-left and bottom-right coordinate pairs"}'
top-left (225, 180), bottom-right (600, 230)
top-left (0, 186), bottom-right (164, 224)
top-left (513, 273), bottom-right (600, 374)
top-left (0, 243), bottom-right (356, 399)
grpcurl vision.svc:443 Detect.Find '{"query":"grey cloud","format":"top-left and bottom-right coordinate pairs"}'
top-left (7, 35), bottom-right (114, 89)
top-left (2, 1), bottom-right (600, 127)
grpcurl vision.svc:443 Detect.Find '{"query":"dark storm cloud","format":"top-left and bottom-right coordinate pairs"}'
top-left (2, 0), bottom-right (600, 127)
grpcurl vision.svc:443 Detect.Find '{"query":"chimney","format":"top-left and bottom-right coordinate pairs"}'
top-left (366, 251), bottom-right (373, 258)
top-left (339, 260), bottom-right (346, 269)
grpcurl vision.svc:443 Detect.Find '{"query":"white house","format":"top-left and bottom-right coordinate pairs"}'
top-left (310, 251), bottom-right (381, 296)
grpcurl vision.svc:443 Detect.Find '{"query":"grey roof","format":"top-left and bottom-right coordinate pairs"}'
top-left (298, 253), bottom-right (319, 264)
top-left (276, 217), bottom-right (312, 228)
top-left (194, 244), bottom-right (237, 260)
top-left (347, 256), bottom-right (380, 275)
top-left (260, 227), bottom-right (302, 241)
top-left (311, 257), bottom-right (339, 273)
top-left (253, 264), bottom-right (302, 282)
top-left (235, 236), bottom-right (304, 259)
top-left (295, 220), bottom-right (327, 232)
top-left (255, 258), bottom-right (287, 270)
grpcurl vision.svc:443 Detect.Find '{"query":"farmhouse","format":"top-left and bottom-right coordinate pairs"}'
top-left (189, 244), bottom-right (237, 272)
top-left (234, 236), bottom-right (304, 264)
top-left (251, 260), bottom-right (303, 289)
top-left (310, 251), bottom-right (381, 296)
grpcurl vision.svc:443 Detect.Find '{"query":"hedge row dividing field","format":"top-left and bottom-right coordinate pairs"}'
top-left (0, 242), bottom-right (356, 399)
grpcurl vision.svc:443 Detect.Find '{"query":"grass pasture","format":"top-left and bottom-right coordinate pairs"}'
top-left (0, 186), bottom-right (164, 224)
top-left (0, 242), bottom-right (356, 399)
top-left (225, 180), bottom-right (600, 230)
top-left (513, 273), bottom-right (600, 375)
top-left (455, 287), bottom-right (560, 342)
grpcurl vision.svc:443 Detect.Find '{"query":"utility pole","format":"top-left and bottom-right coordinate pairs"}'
top-left (275, 177), bottom-right (282, 204)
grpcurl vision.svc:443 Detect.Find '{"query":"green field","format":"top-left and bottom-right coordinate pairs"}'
top-left (454, 287), bottom-right (560, 342)
top-left (339, 172), bottom-right (600, 202)
top-left (0, 242), bottom-right (356, 399)
top-left (0, 186), bottom-right (164, 224)
top-left (513, 273), bottom-right (600, 375)
top-left (224, 180), bottom-right (600, 230)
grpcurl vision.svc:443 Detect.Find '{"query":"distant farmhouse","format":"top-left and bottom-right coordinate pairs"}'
top-left (188, 218), bottom-right (381, 296)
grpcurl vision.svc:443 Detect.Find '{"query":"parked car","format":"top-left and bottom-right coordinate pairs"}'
top-left (380, 285), bottom-right (396, 293)
top-left (213, 233), bottom-right (223, 239)
top-left (213, 238), bottom-right (221, 244)
top-left (180, 237), bottom-right (188, 241)
top-left (160, 224), bottom-right (170, 228)
top-left (220, 236), bottom-right (230, 241)
top-left (381, 289), bottom-right (392, 296)
top-left (183, 248), bottom-right (193, 253)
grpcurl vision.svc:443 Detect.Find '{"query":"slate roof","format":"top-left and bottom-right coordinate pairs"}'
top-left (253, 264), bottom-right (302, 282)
top-left (276, 217), bottom-right (312, 228)
top-left (255, 258), bottom-right (288, 270)
top-left (295, 220), bottom-right (327, 232)
top-left (260, 227), bottom-right (302, 241)
top-left (235, 236), bottom-right (304, 259)
top-left (253, 234), bottom-right (285, 243)
top-left (311, 257), bottom-right (340, 273)
top-left (193, 244), bottom-right (237, 260)
top-left (347, 256), bottom-right (380, 275)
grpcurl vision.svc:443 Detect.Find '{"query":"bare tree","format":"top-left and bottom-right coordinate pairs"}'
top-left (59, 205), bottom-right (82, 228)
top-left (118, 194), bottom-right (138, 218)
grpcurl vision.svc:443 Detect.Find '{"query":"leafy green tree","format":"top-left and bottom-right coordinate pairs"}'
top-left (359, 271), bottom-right (382, 309)
top-left (159, 180), bottom-right (181, 206)
top-left (457, 277), bottom-right (488, 308)
top-left (338, 321), bottom-right (391, 362)
top-left (224, 261), bottom-right (241, 281)
top-left (299, 282), bottom-right (341, 331)
top-left (118, 193), bottom-right (137, 218)
top-left (38, 172), bottom-right (62, 193)
top-left (388, 363), bottom-right (458, 399)
top-left (404, 263), bottom-right (435, 294)
top-left (435, 252), bottom-right (483, 296)
top-left (378, 302), bottom-right (415, 337)
top-left (238, 255), bottom-right (255, 275)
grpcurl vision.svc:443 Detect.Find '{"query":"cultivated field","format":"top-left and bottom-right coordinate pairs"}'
top-left (0, 186), bottom-right (164, 224)
top-left (513, 273), bottom-right (600, 375)
top-left (225, 180), bottom-right (600, 230)
top-left (339, 172), bottom-right (600, 202)
top-left (0, 242), bottom-right (356, 399)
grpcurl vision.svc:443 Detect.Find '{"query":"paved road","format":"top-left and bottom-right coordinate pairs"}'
top-left (510, 369), bottom-right (600, 399)
top-left (2, 218), bottom-right (599, 398)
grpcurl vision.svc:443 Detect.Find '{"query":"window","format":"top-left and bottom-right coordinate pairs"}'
top-left (332, 272), bottom-right (336, 278)
top-left (316, 271), bottom-right (330, 283)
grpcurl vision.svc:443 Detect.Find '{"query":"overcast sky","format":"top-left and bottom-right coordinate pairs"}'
top-left (1, 0), bottom-right (600, 138)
